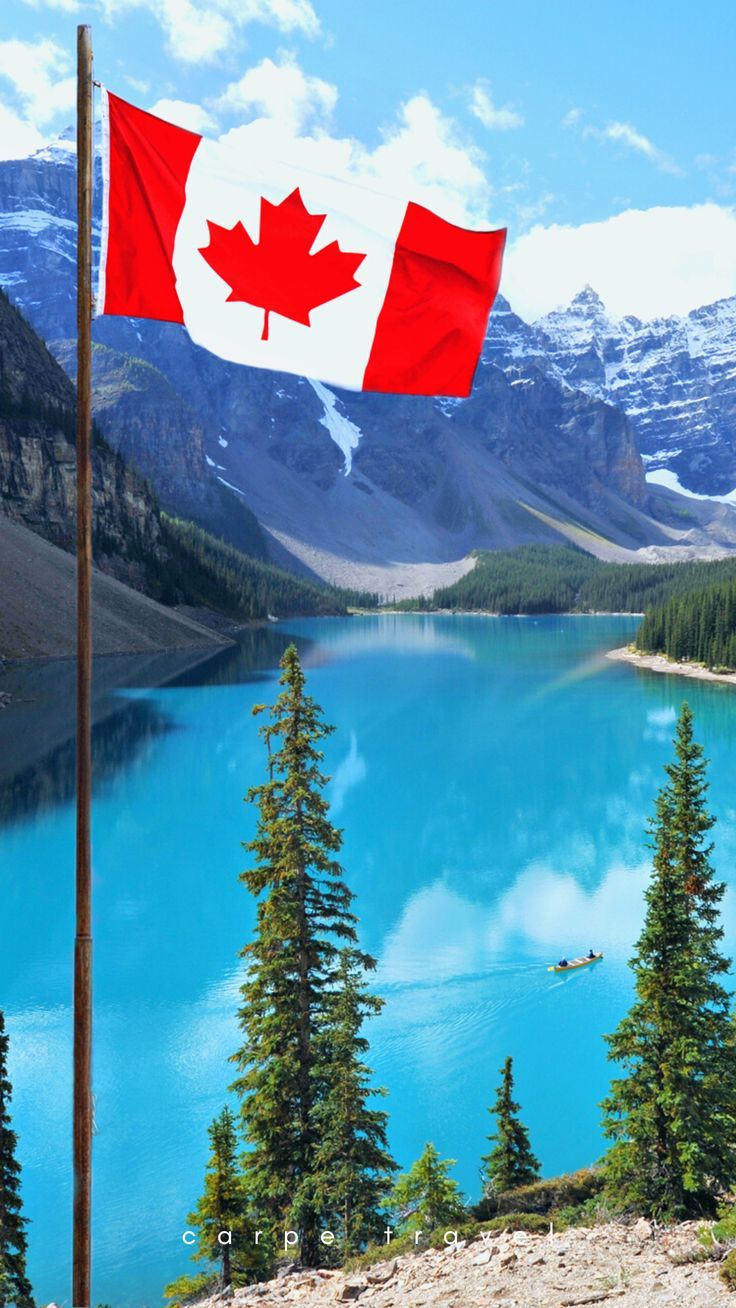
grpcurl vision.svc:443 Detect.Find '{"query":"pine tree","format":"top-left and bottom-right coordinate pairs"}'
top-left (231, 645), bottom-right (393, 1265)
top-left (391, 1144), bottom-right (466, 1235)
top-left (0, 1011), bottom-right (34, 1308)
top-left (481, 1056), bottom-right (540, 1199)
top-left (164, 1108), bottom-right (271, 1304)
top-left (200, 1108), bottom-right (267, 1285)
top-left (306, 950), bottom-right (397, 1256)
top-left (601, 703), bottom-right (736, 1218)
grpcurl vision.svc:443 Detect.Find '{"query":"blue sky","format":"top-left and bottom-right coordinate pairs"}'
top-left (2, 0), bottom-right (736, 319)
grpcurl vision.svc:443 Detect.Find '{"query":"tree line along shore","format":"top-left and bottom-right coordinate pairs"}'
top-left (382, 544), bottom-right (736, 678)
top-left (5, 648), bottom-right (736, 1306)
top-left (385, 544), bottom-right (736, 622)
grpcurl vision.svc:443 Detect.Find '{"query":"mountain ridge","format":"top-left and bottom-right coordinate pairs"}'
top-left (488, 288), bottom-right (736, 499)
top-left (2, 138), bottom-right (736, 589)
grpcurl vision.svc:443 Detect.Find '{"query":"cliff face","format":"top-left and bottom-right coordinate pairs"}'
top-left (347, 355), bottom-right (647, 512)
top-left (52, 339), bottom-right (210, 517)
top-left (0, 287), bottom-right (162, 585)
top-left (0, 140), bottom-right (80, 341)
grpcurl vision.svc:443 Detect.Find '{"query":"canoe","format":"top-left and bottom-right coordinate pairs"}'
top-left (548, 952), bottom-right (604, 974)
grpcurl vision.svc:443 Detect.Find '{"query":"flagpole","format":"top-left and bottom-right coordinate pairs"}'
top-left (74, 21), bottom-right (94, 1308)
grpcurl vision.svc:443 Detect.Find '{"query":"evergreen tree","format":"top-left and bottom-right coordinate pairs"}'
top-left (391, 1144), bottom-right (466, 1235)
top-left (481, 1056), bottom-right (540, 1198)
top-left (0, 1010), bottom-right (34, 1308)
top-left (231, 645), bottom-right (393, 1265)
top-left (306, 950), bottom-right (397, 1256)
top-left (179, 1107), bottom-right (269, 1296)
top-left (601, 704), bottom-right (736, 1218)
top-left (165, 1108), bottom-right (272, 1303)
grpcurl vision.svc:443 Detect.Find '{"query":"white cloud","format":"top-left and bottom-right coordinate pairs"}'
top-left (0, 100), bottom-right (44, 160)
top-left (583, 119), bottom-right (680, 175)
top-left (468, 79), bottom-right (523, 131)
top-left (0, 37), bottom-right (75, 126)
top-left (514, 190), bottom-right (555, 227)
top-left (647, 706), bottom-right (677, 727)
top-left (98, 0), bottom-right (319, 62)
top-left (212, 77), bottom-right (492, 228)
top-left (363, 94), bottom-right (491, 224)
top-left (329, 732), bottom-right (366, 816)
top-left (22, 0), bottom-right (80, 9)
top-left (150, 0), bottom-right (230, 62)
top-left (644, 705), bottom-right (678, 742)
top-left (598, 120), bottom-right (657, 159)
top-left (379, 859), bottom-right (649, 985)
top-left (561, 107), bottom-right (582, 128)
top-left (504, 204), bottom-right (736, 321)
top-left (217, 55), bottom-right (337, 131)
top-left (124, 74), bottom-right (151, 95)
top-left (149, 97), bottom-right (217, 133)
top-left (487, 860), bottom-right (648, 957)
top-left (256, 0), bottom-right (319, 35)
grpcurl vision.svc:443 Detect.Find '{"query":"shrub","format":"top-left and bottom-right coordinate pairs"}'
top-left (345, 1232), bottom-right (418, 1272)
top-left (473, 1167), bottom-right (604, 1219)
top-left (163, 1272), bottom-right (217, 1305)
top-left (714, 1207), bottom-right (736, 1244)
top-left (428, 1220), bottom-right (482, 1247)
top-left (720, 1249), bottom-right (736, 1290)
top-left (551, 1195), bottom-right (622, 1229)
top-left (696, 1204), bottom-right (736, 1263)
top-left (480, 1212), bottom-right (550, 1235)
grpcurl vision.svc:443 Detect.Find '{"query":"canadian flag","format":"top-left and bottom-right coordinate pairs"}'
top-left (98, 92), bottom-right (506, 397)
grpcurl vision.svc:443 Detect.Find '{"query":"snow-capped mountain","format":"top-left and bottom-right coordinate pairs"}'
top-left (487, 287), bottom-right (736, 499)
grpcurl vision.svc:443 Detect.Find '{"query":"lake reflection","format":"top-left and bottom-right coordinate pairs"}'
top-left (3, 615), bottom-right (736, 1306)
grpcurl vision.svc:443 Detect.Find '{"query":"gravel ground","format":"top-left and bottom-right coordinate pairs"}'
top-left (263, 528), bottom-right (477, 600)
top-left (191, 1221), bottom-right (732, 1307)
top-left (607, 646), bottom-right (736, 688)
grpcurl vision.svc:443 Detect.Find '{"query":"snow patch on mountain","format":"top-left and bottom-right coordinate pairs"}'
top-left (646, 467), bottom-right (736, 505)
top-left (642, 449), bottom-right (682, 466)
top-left (0, 210), bottom-right (76, 236)
top-left (435, 396), bottom-right (463, 416)
top-left (32, 138), bottom-right (76, 166)
top-left (308, 378), bottom-right (362, 475)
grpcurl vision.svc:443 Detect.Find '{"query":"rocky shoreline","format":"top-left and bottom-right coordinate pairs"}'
top-left (607, 646), bottom-right (736, 688)
top-left (184, 1220), bottom-right (732, 1307)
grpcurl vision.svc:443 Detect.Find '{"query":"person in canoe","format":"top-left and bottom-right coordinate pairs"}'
top-left (587, 948), bottom-right (597, 959)
top-left (558, 957), bottom-right (569, 968)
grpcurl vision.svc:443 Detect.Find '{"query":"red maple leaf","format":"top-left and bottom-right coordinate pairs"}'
top-left (198, 187), bottom-right (366, 341)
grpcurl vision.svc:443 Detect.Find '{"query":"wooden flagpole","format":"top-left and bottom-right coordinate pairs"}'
top-left (74, 21), bottom-right (94, 1308)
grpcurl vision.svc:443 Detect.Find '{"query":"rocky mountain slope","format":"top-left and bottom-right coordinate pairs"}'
top-left (2, 138), bottom-right (736, 589)
top-left (180, 1221), bottom-right (730, 1308)
top-left (0, 514), bottom-right (225, 659)
top-left (488, 288), bottom-right (736, 499)
top-left (0, 285), bottom-right (162, 585)
top-left (0, 285), bottom-right (232, 656)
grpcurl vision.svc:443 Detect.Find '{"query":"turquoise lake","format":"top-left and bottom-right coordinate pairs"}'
top-left (4, 614), bottom-right (736, 1306)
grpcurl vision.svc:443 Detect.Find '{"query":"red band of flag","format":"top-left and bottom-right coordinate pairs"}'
top-left (100, 91), bottom-right (201, 323)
